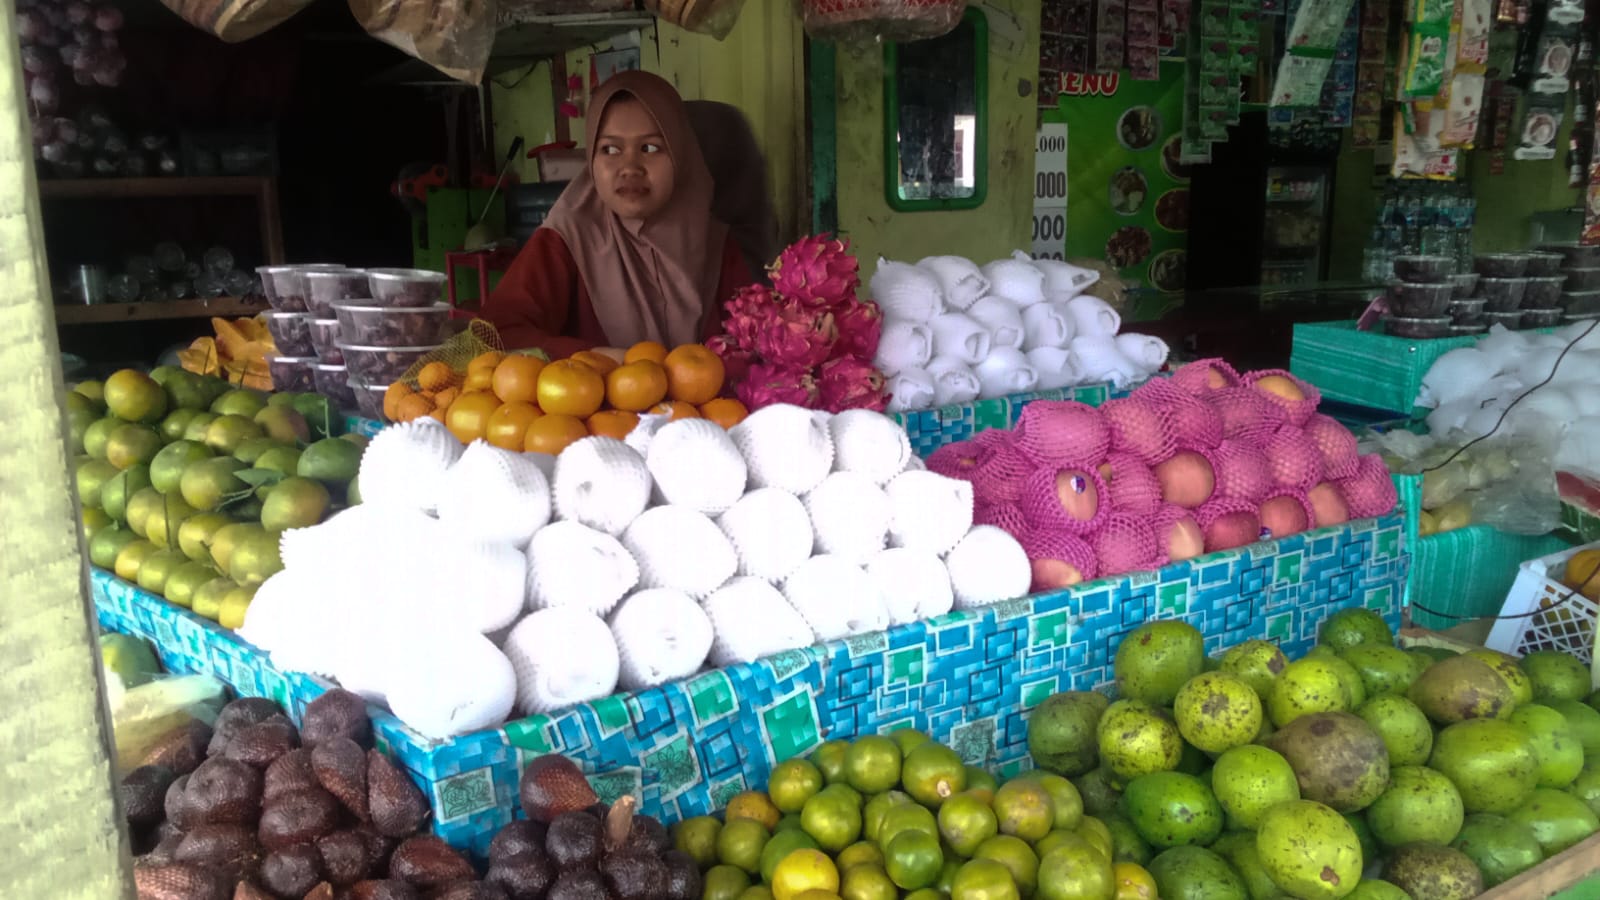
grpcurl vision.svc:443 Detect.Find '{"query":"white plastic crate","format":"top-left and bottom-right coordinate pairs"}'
top-left (1485, 540), bottom-right (1600, 664)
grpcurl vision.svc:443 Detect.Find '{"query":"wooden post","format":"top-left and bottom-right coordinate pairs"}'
top-left (0, 0), bottom-right (136, 894)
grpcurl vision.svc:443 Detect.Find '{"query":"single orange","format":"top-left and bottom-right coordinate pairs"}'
top-left (650, 400), bottom-right (702, 421)
top-left (383, 382), bottom-right (413, 420)
top-left (570, 350), bottom-right (620, 376)
top-left (587, 409), bottom-right (640, 439)
top-left (445, 391), bottom-right (501, 444)
top-left (492, 354), bottom-right (546, 405)
top-left (625, 341), bottom-right (669, 365)
top-left (417, 361), bottom-right (455, 392)
top-left (394, 393), bottom-right (432, 423)
top-left (467, 351), bottom-right (504, 376)
top-left (524, 414), bottom-right (590, 455)
top-left (699, 398), bottom-right (749, 429)
top-left (427, 408), bottom-right (446, 423)
top-left (663, 343), bottom-right (726, 405)
top-left (537, 359), bottom-right (606, 418)
top-left (433, 387), bottom-right (460, 411)
top-left (463, 368), bottom-right (495, 394)
top-left (606, 360), bottom-right (670, 412)
top-left (485, 401), bottom-right (543, 451)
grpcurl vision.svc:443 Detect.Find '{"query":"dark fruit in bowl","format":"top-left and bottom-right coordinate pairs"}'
top-left (258, 787), bottom-right (342, 851)
top-left (121, 764), bottom-right (177, 830)
top-left (547, 869), bottom-right (610, 900)
top-left (489, 820), bottom-right (549, 866)
top-left (388, 835), bottom-right (476, 890)
top-left (208, 697), bottom-right (286, 757)
top-left (369, 749), bottom-right (429, 838)
top-left (261, 844), bottom-right (325, 898)
top-left (186, 756), bottom-right (263, 826)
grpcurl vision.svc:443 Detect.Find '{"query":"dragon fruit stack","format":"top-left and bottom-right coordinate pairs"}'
top-left (709, 235), bottom-right (891, 413)
top-left (926, 360), bottom-right (1399, 594)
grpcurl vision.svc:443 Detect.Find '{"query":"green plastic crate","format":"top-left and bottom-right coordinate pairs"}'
top-left (1408, 525), bottom-right (1570, 630)
top-left (1290, 321), bottom-right (1487, 416)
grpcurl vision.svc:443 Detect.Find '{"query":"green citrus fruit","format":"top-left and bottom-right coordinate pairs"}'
top-left (672, 816), bottom-right (722, 869)
top-left (863, 790), bottom-right (914, 843)
top-left (993, 779), bottom-right (1055, 842)
top-left (190, 576), bottom-right (235, 620)
top-left (102, 464), bottom-right (152, 522)
top-left (902, 742), bottom-right (967, 808)
top-left (106, 424), bottom-right (163, 471)
top-left (180, 456), bottom-right (247, 512)
top-left (845, 737), bottom-right (903, 795)
top-left (82, 416), bottom-right (120, 460)
top-left (973, 835), bottom-right (1039, 898)
top-left (800, 784), bottom-right (862, 852)
top-left (124, 487), bottom-right (165, 537)
top-left (104, 369), bottom-right (168, 424)
top-left (182, 412), bottom-right (219, 442)
top-left (716, 818), bottom-right (770, 876)
top-left (761, 828), bottom-right (821, 884)
top-left (837, 841), bottom-right (883, 872)
top-left (811, 741), bottom-right (850, 785)
top-left (885, 829), bottom-right (943, 890)
top-left (703, 865), bottom-right (751, 900)
top-left (260, 476), bottom-right (331, 531)
top-left (150, 440), bottom-right (214, 494)
top-left (876, 802), bottom-right (938, 850)
top-left (950, 859), bottom-right (1021, 900)
top-left (88, 526), bottom-right (138, 569)
top-left (839, 864), bottom-right (897, 900)
top-left (210, 388), bottom-right (268, 418)
top-left (938, 791), bottom-right (999, 858)
top-left (770, 758), bottom-right (826, 814)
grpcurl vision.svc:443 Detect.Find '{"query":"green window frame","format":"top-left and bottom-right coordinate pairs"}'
top-left (882, 6), bottom-right (990, 212)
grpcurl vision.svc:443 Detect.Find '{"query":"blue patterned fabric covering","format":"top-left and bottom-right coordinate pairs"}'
top-left (92, 511), bottom-right (1407, 857)
top-left (890, 383), bottom-right (1132, 458)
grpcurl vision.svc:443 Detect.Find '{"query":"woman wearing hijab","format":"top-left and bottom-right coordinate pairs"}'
top-left (482, 72), bottom-right (757, 357)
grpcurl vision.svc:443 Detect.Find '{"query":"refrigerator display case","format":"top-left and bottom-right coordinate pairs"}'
top-left (1261, 166), bottom-right (1332, 286)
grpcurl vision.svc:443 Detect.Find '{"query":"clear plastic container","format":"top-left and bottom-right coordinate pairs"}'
top-left (1483, 309), bottom-right (1526, 330)
top-left (1566, 268), bottom-right (1600, 292)
top-left (309, 318), bottom-right (343, 363)
top-left (1523, 276), bottom-right (1566, 308)
top-left (1384, 316), bottom-right (1453, 339)
top-left (256, 263), bottom-right (344, 311)
top-left (263, 311), bottom-right (315, 356)
top-left (1477, 277), bottom-right (1528, 312)
top-left (366, 268), bottom-right (448, 308)
top-left (312, 363), bottom-right (358, 410)
top-left (339, 343), bottom-right (438, 386)
top-left (1523, 308), bottom-right (1564, 329)
top-left (332, 302), bottom-right (452, 347)
top-left (1474, 253), bottom-right (1530, 278)
top-left (267, 356), bottom-right (316, 393)
top-left (349, 379), bottom-right (387, 421)
top-left (1524, 252), bottom-right (1565, 276)
top-left (1387, 282), bottom-right (1454, 317)
top-left (304, 269), bottom-right (370, 318)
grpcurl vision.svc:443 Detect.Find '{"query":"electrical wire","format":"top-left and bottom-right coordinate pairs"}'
top-left (1418, 318), bottom-right (1599, 475)
top-left (491, 63), bottom-right (540, 91)
top-left (1408, 318), bottom-right (1600, 622)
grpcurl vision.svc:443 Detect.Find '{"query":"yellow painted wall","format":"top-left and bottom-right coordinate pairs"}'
top-left (834, 0), bottom-right (1043, 269)
top-left (490, 63), bottom-right (556, 186)
top-left (490, 3), bottom-right (807, 242)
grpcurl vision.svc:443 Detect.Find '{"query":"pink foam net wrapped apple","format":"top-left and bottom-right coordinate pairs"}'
top-left (912, 358), bottom-right (1397, 593)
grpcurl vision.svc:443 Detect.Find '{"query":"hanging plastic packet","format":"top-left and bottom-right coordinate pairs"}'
top-left (1584, 91), bottom-right (1600, 243)
top-left (1515, 92), bottom-right (1566, 160)
top-left (1404, 0), bottom-right (1457, 99)
top-left (1532, 26), bottom-right (1580, 94)
top-left (1548, 0), bottom-right (1585, 26)
top-left (1456, 0), bottom-right (1492, 71)
top-left (1441, 73), bottom-right (1488, 145)
top-left (1394, 104), bottom-right (1464, 177)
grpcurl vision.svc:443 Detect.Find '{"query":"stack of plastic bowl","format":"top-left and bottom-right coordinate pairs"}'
top-left (259, 263), bottom-right (346, 397)
top-left (1544, 242), bottom-right (1600, 324)
top-left (1474, 253), bottom-right (1530, 331)
top-left (335, 268), bottom-right (451, 421)
top-left (304, 269), bottom-right (370, 411)
top-left (1384, 255), bottom-right (1455, 338)
top-left (1444, 272), bottom-right (1483, 334)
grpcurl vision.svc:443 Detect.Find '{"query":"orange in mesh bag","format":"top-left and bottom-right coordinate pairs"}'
top-left (382, 319), bottom-right (548, 423)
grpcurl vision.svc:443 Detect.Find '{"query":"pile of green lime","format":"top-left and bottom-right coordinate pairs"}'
top-left (71, 367), bottom-right (366, 631)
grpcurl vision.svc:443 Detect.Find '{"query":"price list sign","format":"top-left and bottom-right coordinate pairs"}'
top-left (1033, 123), bottom-right (1069, 260)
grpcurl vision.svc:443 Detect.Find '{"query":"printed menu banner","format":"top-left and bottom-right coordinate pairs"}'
top-left (1043, 63), bottom-right (1188, 293)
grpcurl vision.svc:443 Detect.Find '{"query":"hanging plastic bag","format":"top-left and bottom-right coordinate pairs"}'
top-left (110, 674), bottom-right (227, 777)
top-left (646, 0), bottom-right (751, 39)
top-left (156, 0), bottom-right (314, 41)
top-left (349, 0), bottom-right (496, 84)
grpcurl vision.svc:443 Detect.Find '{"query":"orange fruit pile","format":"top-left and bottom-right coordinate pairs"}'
top-left (383, 341), bottom-right (744, 456)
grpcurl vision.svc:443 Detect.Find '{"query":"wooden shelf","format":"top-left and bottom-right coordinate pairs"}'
top-left (37, 175), bottom-right (286, 265)
top-left (53, 296), bottom-right (268, 325)
top-left (37, 176), bottom-right (275, 200)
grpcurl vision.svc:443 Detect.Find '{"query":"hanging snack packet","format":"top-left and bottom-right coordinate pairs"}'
top-left (1441, 72), bottom-right (1488, 145)
top-left (1404, 0), bottom-right (1456, 98)
top-left (1532, 26), bottom-right (1579, 94)
top-left (1457, 0), bottom-right (1492, 71)
top-left (1394, 105), bottom-right (1463, 178)
top-left (1514, 92), bottom-right (1566, 160)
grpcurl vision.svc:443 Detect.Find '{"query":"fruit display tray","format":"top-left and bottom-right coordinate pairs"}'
top-left (92, 511), bottom-right (1408, 858)
top-left (1289, 320), bottom-right (1556, 417)
top-left (890, 381), bottom-right (1134, 458)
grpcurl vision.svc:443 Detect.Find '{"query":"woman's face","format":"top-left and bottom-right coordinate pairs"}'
top-left (593, 96), bottom-right (675, 221)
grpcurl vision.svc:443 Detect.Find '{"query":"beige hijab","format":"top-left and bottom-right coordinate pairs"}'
top-left (542, 71), bottom-right (729, 348)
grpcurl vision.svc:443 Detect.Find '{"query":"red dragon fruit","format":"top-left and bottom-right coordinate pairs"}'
top-left (818, 356), bottom-right (889, 413)
top-left (753, 298), bottom-right (838, 369)
top-left (737, 362), bottom-right (821, 410)
top-left (707, 335), bottom-right (754, 384)
top-left (833, 298), bottom-right (883, 361)
top-left (721, 283), bottom-right (774, 350)
top-left (768, 234), bottom-right (861, 310)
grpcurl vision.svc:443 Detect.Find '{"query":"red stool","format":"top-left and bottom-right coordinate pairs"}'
top-left (445, 248), bottom-right (520, 319)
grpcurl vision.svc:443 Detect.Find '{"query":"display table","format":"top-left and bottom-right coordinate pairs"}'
top-left (1290, 321), bottom-right (1484, 417)
top-left (93, 510), bottom-right (1407, 856)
